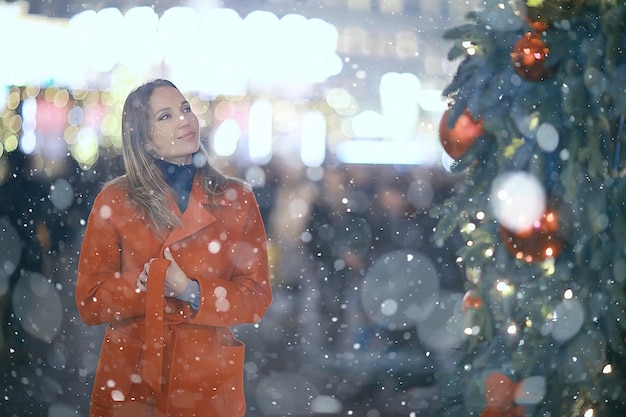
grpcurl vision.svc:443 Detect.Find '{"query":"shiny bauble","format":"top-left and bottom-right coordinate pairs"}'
top-left (462, 289), bottom-right (483, 314)
top-left (511, 32), bottom-right (552, 81)
top-left (439, 109), bottom-right (484, 159)
top-left (500, 209), bottom-right (564, 263)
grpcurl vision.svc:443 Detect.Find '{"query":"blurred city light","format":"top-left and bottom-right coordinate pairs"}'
top-left (213, 118), bottom-right (241, 157)
top-left (248, 99), bottom-right (273, 163)
top-left (300, 110), bottom-right (326, 167)
top-left (380, 72), bottom-right (420, 141)
top-left (0, 1), bottom-right (453, 168)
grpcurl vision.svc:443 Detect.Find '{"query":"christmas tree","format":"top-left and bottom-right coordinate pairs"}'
top-left (431, 0), bottom-right (626, 416)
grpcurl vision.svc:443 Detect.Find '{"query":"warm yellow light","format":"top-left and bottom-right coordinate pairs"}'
top-left (7, 90), bottom-right (21, 110)
top-left (53, 89), bottom-right (70, 108)
top-left (71, 128), bottom-right (99, 167)
top-left (325, 88), bottom-right (358, 115)
top-left (4, 135), bottom-right (18, 152)
top-left (7, 114), bottom-right (22, 133)
top-left (542, 257), bottom-right (556, 275)
top-left (24, 86), bottom-right (40, 98)
top-left (64, 125), bottom-right (79, 145)
top-left (496, 280), bottom-right (514, 296)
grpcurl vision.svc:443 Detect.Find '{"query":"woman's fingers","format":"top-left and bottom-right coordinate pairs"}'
top-left (138, 257), bottom-right (183, 295)
top-left (138, 259), bottom-right (156, 291)
top-left (136, 270), bottom-right (148, 292)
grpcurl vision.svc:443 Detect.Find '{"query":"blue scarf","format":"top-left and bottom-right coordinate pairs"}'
top-left (154, 158), bottom-right (196, 212)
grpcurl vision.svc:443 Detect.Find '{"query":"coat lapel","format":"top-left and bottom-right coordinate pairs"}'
top-left (162, 176), bottom-right (217, 249)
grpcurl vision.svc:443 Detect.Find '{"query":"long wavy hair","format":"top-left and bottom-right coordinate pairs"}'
top-left (107, 79), bottom-right (230, 230)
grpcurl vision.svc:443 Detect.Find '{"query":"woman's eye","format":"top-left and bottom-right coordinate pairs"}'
top-left (182, 106), bottom-right (191, 113)
top-left (158, 113), bottom-right (171, 121)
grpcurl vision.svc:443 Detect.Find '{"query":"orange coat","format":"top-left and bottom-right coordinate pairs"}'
top-left (76, 175), bottom-right (272, 417)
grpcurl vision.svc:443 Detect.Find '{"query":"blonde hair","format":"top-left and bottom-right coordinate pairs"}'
top-left (107, 79), bottom-right (230, 230)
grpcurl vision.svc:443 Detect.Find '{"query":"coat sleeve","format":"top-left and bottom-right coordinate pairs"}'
top-left (188, 188), bottom-right (272, 327)
top-left (75, 188), bottom-right (146, 325)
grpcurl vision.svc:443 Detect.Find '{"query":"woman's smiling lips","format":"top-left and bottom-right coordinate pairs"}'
top-left (178, 131), bottom-right (196, 140)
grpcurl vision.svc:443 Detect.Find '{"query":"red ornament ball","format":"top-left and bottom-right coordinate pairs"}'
top-left (462, 289), bottom-right (483, 314)
top-left (500, 210), bottom-right (564, 263)
top-left (479, 372), bottom-right (525, 417)
top-left (511, 32), bottom-right (551, 81)
top-left (439, 109), bottom-right (484, 159)
top-left (529, 20), bottom-right (548, 33)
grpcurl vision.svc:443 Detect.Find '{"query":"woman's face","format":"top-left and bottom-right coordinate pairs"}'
top-left (147, 86), bottom-right (200, 165)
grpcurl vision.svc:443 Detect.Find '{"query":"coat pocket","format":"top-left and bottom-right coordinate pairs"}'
top-left (167, 328), bottom-right (247, 415)
top-left (91, 327), bottom-right (144, 408)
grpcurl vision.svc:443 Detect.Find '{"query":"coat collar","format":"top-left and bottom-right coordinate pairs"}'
top-left (161, 174), bottom-right (228, 249)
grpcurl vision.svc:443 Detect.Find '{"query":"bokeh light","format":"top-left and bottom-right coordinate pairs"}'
top-left (536, 123), bottom-right (559, 152)
top-left (416, 291), bottom-right (464, 352)
top-left (514, 375), bottom-right (546, 405)
top-left (361, 249), bottom-right (440, 329)
top-left (254, 372), bottom-right (318, 415)
top-left (0, 217), bottom-right (21, 296)
top-left (11, 271), bottom-right (63, 343)
top-left (550, 298), bottom-right (584, 343)
top-left (490, 171), bottom-right (546, 233)
top-left (49, 178), bottom-right (74, 211)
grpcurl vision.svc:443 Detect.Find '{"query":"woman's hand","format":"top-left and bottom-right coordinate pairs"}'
top-left (163, 247), bottom-right (189, 297)
top-left (137, 268), bottom-right (148, 292)
top-left (136, 247), bottom-right (189, 297)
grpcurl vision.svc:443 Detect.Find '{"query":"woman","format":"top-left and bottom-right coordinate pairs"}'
top-left (75, 79), bottom-right (272, 417)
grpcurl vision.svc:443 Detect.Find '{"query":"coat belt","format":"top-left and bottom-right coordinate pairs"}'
top-left (143, 258), bottom-right (171, 393)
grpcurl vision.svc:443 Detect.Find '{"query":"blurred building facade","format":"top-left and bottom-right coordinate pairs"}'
top-left (1, 0), bottom-right (478, 168)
